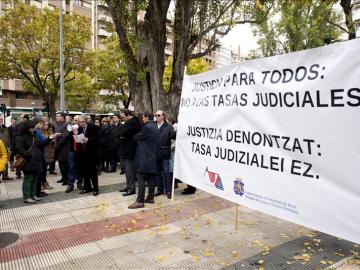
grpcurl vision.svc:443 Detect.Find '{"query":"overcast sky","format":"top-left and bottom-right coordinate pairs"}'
top-left (220, 24), bottom-right (259, 56)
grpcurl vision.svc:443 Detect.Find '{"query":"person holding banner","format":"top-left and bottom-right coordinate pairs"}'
top-left (154, 110), bottom-right (176, 199)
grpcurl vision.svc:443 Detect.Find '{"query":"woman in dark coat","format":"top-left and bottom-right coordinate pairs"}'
top-left (128, 112), bottom-right (159, 209)
top-left (15, 120), bottom-right (56, 203)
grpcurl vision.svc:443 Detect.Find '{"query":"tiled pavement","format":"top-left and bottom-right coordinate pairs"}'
top-left (0, 171), bottom-right (359, 270)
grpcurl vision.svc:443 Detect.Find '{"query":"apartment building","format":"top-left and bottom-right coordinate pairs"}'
top-left (0, 0), bottom-right (112, 118)
top-left (0, 0), bottom-right (242, 118)
top-left (215, 45), bottom-right (241, 69)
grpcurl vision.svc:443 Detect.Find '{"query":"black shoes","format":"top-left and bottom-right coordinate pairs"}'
top-left (122, 191), bottom-right (135, 196)
top-left (181, 189), bottom-right (196, 195)
top-left (65, 185), bottom-right (74, 193)
top-left (166, 192), bottom-right (172, 199)
top-left (119, 187), bottom-right (128, 192)
top-left (57, 179), bottom-right (64, 183)
top-left (144, 198), bottom-right (155, 204)
top-left (93, 191), bottom-right (99, 196)
top-left (79, 190), bottom-right (92, 194)
top-left (77, 183), bottom-right (84, 190)
top-left (120, 171), bottom-right (125, 175)
top-left (154, 191), bottom-right (164, 197)
top-left (49, 171), bottom-right (57, 175)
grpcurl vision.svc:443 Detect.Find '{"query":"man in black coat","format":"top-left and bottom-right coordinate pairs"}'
top-left (119, 109), bottom-right (141, 196)
top-left (99, 119), bottom-right (112, 172)
top-left (76, 115), bottom-right (100, 196)
top-left (154, 110), bottom-right (176, 199)
top-left (108, 114), bottom-right (121, 173)
top-left (55, 112), bottom-right (70, 185)
top-left (129, 113), bottom-right (159, 209)
top-left (13, 114), bottom-right (30, 179)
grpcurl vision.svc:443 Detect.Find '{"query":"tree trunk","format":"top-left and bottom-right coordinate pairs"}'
top-left (48, 94), bottom-right (57, 123)
top-left (168, 0), bottom-right (195, 118)
top-left (106, 0), bottom-right (171, 114)
top-left (340, 0), bottom-right (356, 40)
top-left (137, 1), bottom-right (170, 113)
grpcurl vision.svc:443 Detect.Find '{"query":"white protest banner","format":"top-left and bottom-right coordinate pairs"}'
top-left (174, 38), bottom-right (360, 244)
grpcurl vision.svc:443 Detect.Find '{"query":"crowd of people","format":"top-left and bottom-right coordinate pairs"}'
top-left (0, 109), bottom-right (196, 209)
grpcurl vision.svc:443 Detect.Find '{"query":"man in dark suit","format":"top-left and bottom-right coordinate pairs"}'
top-left (119, 109), bottom-right (141, 196)
top-left (129, 112), bottom-right (159, 209)
top-left (75, 115), bottom-right (100, 196)
top-left (154, 110), bottom-right (176, 199)
top-left (55, 112), bottom-right (70, 185)
top-left (109, 114), bottom-right (121, 173)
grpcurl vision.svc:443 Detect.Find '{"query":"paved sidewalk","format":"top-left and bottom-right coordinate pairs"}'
top-left (0, 171), bottom-right (358, 269)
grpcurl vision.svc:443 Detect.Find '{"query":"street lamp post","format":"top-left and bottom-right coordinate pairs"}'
top-left (59, 0), bottom-right (65, 111)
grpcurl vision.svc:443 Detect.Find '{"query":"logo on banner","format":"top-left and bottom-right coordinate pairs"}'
top-left (204, 167), bottom-right (224, 190)
top-left (233, 178), bottom-right (245, 196)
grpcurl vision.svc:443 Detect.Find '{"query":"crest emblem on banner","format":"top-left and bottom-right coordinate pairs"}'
top-left (233, 178), bottom-right (244, 196)
top-left (204, 167), bottom-right (224, 190)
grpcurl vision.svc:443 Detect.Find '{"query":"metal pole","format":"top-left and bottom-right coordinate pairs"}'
top-left (59, 0), bottom-right (65, 111)
top-left (235, 205), bottom-right (239, 231)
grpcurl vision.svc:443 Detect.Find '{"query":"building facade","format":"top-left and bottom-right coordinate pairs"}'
top-left (215, 45), bottom-right (241, 69)
top-left (0, 0), bottom-right (244, 119)
top-left (0, 0), bottom-right (112, 118)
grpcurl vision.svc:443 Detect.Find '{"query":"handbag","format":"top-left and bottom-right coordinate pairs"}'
top-left (13, 138), bottom-right (35, 171)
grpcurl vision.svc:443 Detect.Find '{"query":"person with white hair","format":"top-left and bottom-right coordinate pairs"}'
top-left (75, 115), bottom-right (100, 196)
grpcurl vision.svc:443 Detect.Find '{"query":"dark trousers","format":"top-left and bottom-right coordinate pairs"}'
top-left (124, 159), bottom-right (136, 193)
top-left (48, 160), bottom-right (56, 172)
top-left (58, 160), bottom-right (69, 183)
top-left (80, 158), bottom-right (98, 192)
top-left (1, 163), bottom-right (9, 178)
top-left (36, 160), bottom-right (48, 197)
top-left (109, 150), bottom-right (118, 171)
top-left (23, 173), bottom-right (37, 200)
top-left (68, 151), bottom-right (82, 185)
top-left (120, 158), bottom-right (125, 173)
top-left (156, 159), bottom-right (171, 194)
top-left (101, 148), bottom-right (110, 171)
top-left (136, 173), bottom-right (155, 203)
top-left (16, 169), bottom-right (22, 177)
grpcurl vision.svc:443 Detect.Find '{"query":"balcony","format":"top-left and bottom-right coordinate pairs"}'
top-left (98, 28), bottom-right (111, 37)
top-left (98, 1), bottom-right (108, 7)
top-left (98, 14), bottom-right (113, 23)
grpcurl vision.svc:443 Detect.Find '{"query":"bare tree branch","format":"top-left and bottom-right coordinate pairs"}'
top-left (328, 19), bottom-right (350, 33)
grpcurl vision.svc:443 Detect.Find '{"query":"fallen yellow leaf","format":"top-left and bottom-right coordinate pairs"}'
top-left (157, 256), bottom-right (166, 262)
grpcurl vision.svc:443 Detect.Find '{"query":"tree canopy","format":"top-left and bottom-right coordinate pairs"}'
top-left (90, 35), bottom-right (130, 110)
top-left (251, 0), bottom-right (342, 57)
top-left (0, 3), bottom-right (91, 119)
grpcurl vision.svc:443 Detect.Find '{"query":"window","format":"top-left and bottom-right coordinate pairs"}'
top-left (15, 92), bottom-right (27, 99)
top-left (82, 1), bottom-right (91, 8)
